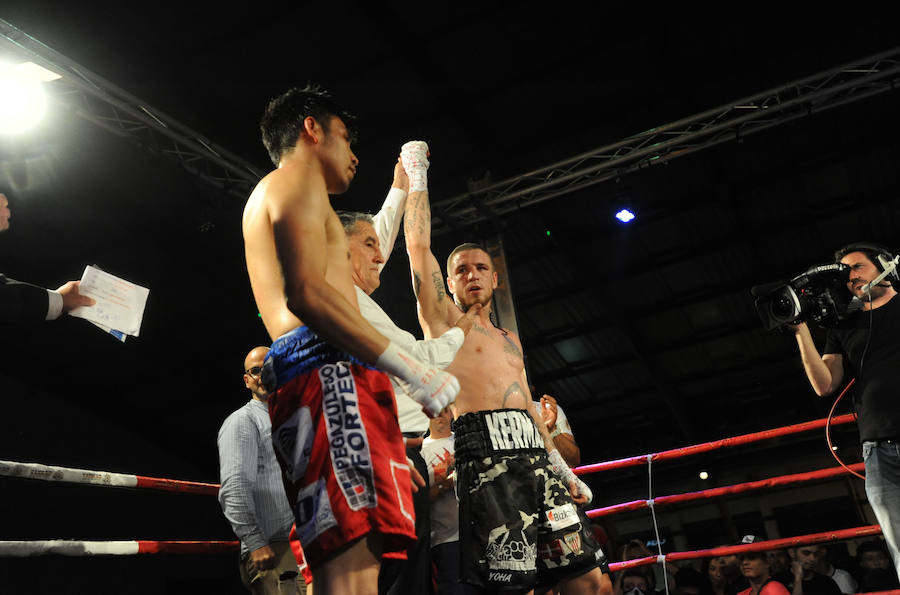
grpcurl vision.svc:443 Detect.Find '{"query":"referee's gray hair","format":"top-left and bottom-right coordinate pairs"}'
top-left (336, 210), bottom-right (374, 234)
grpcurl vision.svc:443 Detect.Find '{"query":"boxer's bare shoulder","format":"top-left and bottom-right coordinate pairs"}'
top-left (244, 165), bottom-right (355, 340)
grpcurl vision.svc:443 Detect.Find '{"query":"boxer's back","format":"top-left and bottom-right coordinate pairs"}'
top-left (244, 164), bottom-right (358, 341)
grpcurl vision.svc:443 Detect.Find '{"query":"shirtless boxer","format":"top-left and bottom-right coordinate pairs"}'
top-left (402, 141), bottom-right (611, 594)
top-left (242, 87), bottom-right (459, 595)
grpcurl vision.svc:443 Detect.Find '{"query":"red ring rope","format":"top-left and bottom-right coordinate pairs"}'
top-left (586, 463), bottom-right (865, 518)
top-left (575, 413), bottom-right (857, 475)
top-left (608, 525), bottom-right (882, 572)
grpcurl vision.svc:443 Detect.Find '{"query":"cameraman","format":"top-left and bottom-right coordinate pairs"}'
top-left (789, 243), bottom-right (900, 581)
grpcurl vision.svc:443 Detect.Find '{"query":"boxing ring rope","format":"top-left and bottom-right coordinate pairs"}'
top-left (607, 526), bottom-right (884, 572)
top-left (0, 459), bottom-right (232, 557)
top-left (0, 459), bottom-right (219, 496)
top-left (0, 540), bottom-right (238, 557)
top-left (587, 463), bottom-right (866, 518)
top-left (0, 411), bottom-right (880, 568)
top-left (572, 410), bottom-right (871, 593)
top-left (574, 413), bottom-right (857, 475)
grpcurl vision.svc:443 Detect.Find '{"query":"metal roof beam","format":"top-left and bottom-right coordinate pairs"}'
top-left (0, 19), bottom-right (263, 201)
top-left (432, 47), bottom-right (900, 234)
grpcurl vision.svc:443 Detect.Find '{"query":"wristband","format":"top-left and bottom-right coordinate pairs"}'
top-left (376, 341), bottom-right (458, 417)
top-left (401, 141), bottom-right (429, 192)
top-left (375, 341), bottom-right (421, 377)
top-left (548, 449), bottom-right (593, 504)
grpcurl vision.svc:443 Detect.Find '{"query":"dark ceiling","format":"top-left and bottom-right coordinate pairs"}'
top-left (1, 0), bottom-right (899, 567)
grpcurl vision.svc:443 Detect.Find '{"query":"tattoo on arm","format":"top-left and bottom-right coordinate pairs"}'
top-left (431, 271), bottom-right (445, 302)
top-left (413, 270), bottom-right (422, 298)
top-left (404, 193), bottom-right (431, 239)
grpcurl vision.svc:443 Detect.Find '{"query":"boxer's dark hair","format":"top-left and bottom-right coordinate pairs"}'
top-left (260, 83), bottom-right (358, 166)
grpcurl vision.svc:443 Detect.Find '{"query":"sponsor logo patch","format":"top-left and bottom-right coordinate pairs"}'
top-left (272, 407), bottom-right (314, 483)
top-left (538, 538), bottom-right (564, 560)
top-left (294, 479), bottom-right (337, 545)
top-left (488, 571), bottom-right (513, 583)
top-left (545, 503), bottom-right (579, 532)
top-left (486, 522), bottom-right (536, 571)
top-left (484, 410), bottom-right (543, 452)
top-left (320, 362), bottom-right (376, 510)
top-left (563, 531), bottom-right (583, 555)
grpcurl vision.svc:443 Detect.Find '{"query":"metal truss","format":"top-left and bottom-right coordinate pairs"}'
top-left (0, 19), bottom-right (263, 201)
top-left (432, 47), bottom-right (900, 235)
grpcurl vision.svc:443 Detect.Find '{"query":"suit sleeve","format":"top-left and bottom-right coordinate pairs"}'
top-left (0, 273), bottom-right (50, 323)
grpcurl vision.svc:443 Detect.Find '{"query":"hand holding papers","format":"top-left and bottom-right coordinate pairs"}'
top-left (68, 266), bottom-right (149, 341)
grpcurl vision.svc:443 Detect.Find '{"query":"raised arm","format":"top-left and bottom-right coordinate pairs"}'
top-left (372, 159), bottom-right (409, 267)
top-left (401, 141), bottom-right (456, 338)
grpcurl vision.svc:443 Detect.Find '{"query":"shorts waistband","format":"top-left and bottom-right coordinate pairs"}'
top-left (262, 326), bottom-right (372, 392)
top-left (452, 409), bottom-right (544, 460)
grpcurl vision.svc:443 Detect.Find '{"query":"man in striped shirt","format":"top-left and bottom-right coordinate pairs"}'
top-left (218, 346), bottom-right (306, 594)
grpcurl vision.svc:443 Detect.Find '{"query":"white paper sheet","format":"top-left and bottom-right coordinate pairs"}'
top-left (69, 266), bottom-right (149, 337)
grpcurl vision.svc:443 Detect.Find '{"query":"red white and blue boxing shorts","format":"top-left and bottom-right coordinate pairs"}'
top-left (262, 326), bottom-right (416, 569)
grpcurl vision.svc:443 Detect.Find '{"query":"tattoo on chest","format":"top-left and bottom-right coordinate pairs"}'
top-left (502, 381), bottom-right (525, 407)
top-left (471, 323), bottom-right (492, 337)
top-left (470, 324), bottom-right (524, 359)
top-left (501, 333), bottom-right (523, 359)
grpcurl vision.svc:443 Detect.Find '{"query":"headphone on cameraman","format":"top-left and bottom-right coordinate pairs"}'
top-left (833, 241), bottom-right (899, 288)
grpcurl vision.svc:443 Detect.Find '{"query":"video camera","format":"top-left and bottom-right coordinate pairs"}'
top-left (752, 249), bottom-right (900, 331)
top-left (751, 263), bottom-right (855, 331)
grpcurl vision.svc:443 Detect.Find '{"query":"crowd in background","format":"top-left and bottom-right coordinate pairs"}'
top-left (604, 534), bottom-right (898, 595)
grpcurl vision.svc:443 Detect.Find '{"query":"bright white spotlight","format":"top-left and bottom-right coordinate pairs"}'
top-left (699, 470), bottom-right (709, 480)
top-left (615, 208), bottom-right (636, 223)
top-left (0, 62), bottom-right (51, 135)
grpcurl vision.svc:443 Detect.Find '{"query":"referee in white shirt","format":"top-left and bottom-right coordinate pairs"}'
top-left (338, 159), bottom-right (476, 595)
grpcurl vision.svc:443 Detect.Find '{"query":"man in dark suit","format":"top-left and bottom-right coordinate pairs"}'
top-left (0, 192), bottom-right (94, 323)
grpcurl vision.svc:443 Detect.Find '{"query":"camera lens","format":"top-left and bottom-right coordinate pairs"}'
top-left (772, 294), bottom-right (794, 318)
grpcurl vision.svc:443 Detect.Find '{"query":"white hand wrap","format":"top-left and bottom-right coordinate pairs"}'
top-left (548, 449), bottom-right (593, 504)
top-left (400, 141), bottom-right (430, 192)
top-left (376, 341), bottom-right (459, 417)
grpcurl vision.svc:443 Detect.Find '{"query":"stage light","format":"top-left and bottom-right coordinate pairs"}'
top-left (699, 470), bottom-right (709, 480)
top-left (615, 208), bottom-right (635, 223)
top-left (0, 61), bottom-right (60, 135)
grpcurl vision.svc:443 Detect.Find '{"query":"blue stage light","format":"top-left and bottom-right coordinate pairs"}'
top-left (615, 208), bottom-right (635, 223)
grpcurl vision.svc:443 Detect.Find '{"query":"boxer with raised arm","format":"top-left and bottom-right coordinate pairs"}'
top-left (402, 141), bottom-right (610, 594)
top-left (242, 87), bottom-right (458, 595)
